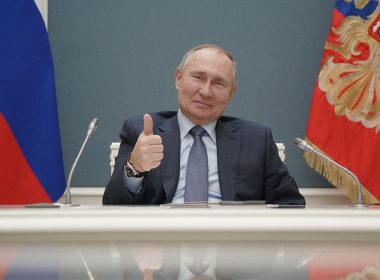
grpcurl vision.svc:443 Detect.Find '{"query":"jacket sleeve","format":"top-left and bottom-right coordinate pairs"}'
top-left (103, 118), bottom-right (147, 205)
top-left (263, 128), bottom-right (306, 205)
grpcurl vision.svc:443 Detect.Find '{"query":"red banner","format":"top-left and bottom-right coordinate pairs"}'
top-left (306, 0), bottom-right (380, 203)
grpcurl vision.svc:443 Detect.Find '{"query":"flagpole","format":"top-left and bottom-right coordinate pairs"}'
top-left (294, 138), bottom-right (368, 208)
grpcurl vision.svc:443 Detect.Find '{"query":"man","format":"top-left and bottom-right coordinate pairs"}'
top-left (103, 44), bottom-right (305, 205)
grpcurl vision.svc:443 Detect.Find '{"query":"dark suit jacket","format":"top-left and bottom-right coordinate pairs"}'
top-left (103, 111), bottom-right (305, 205)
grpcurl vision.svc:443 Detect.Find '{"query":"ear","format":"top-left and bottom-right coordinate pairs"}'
top-left (175, 68), bottom-right (182, 91)
top-left (230, 80), bottom-right (238, 98)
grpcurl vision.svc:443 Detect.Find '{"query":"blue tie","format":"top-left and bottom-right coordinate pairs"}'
top-left (184, 126), bottom-right (208, 203)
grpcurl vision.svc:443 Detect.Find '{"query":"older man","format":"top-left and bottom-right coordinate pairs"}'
top-left (103, 44), bottom-right (305, 205)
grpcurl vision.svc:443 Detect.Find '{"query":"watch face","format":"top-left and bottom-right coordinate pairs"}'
top-left (126, 167), bottom-right (134, 177)
top-left (125, 163), bottom-right (144, 178)
top-left (125, 166), bottom-right (136, 177)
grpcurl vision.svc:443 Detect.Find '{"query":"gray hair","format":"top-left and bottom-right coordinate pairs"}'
top-left (178, 44), bottom-right (237, 82)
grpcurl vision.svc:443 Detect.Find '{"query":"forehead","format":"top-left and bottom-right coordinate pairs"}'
top-left (185, 48), bottom-right (234, 77)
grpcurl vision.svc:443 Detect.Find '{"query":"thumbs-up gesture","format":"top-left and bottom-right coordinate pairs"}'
top-left (129, 114), bottom-right (164, 172)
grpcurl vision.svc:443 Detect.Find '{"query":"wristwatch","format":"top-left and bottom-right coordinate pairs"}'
top-left (125, 160), bottom-right (146, 178)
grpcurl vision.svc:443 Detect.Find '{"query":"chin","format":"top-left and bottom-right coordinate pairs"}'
top-left (184, 107), bottom-right (216, 124)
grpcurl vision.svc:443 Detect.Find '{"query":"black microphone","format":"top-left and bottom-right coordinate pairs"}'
top-left (294, 138), bottom-right (367, 208)
top-left (64, 118), bottom-right (99, 206)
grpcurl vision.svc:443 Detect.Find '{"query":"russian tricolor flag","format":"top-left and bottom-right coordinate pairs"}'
top-left (0, 0), bottom-right (65, 204)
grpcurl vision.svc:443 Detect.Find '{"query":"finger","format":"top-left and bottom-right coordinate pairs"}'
top-left (149, 145), bottom-right (164, 154)
top-left (143, 114), bottom-right (154, 136)
top-left (150, 145), bottom-right (164, 153)
top-left (150, 153), bottom-right (163, 161)
top-left (142, 135), bottom-right (162, 145)
top-left (151, 161), bottom-right (162, 168)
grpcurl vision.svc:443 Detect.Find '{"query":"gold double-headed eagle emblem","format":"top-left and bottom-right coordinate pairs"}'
top-left (319, 0), bottom-right (380, 131)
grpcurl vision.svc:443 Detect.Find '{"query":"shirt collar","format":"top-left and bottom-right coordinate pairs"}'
top-left (177, 109), bottom-right (217, 143)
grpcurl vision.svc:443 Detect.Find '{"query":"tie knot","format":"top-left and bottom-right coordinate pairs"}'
top-left (190, 126), bottom-right (207, 137)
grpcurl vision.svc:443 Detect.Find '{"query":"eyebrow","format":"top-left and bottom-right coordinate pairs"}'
top-left (189, 70), bottom-right (205, 76)
top-left (189, 70), bottom-right (229, 83)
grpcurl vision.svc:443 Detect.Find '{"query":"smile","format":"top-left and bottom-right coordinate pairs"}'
top-left (193, 100), bottom-right (212, 108)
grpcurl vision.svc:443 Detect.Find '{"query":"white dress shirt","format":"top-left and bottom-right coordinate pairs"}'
top-left (124, 110), bottom-right (222, 203)
top-left (172, 110), bottom-right (221, 203)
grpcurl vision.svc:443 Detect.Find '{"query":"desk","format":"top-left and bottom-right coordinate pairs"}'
top-left (1, 205), bottom-right (380, 242)
top-left (1, 205), bottom-right (380, 279)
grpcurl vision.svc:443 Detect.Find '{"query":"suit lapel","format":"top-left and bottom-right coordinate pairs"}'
top-left (158, 115), bottom-right (181, 203)
top-left (216, 120), bottom-right (241, 201)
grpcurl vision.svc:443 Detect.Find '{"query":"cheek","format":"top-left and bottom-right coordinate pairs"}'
top-left (178, 88), bottom-right (191, 106)
top-left (215, 92), bottom-right (233, 106)
top-left (179, 86), bottom-right (198, 103)
top-left (184, 81), bottom-right (199, 94)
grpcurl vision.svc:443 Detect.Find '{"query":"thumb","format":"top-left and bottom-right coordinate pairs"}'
top-left (143, 114), bottom-right (154, 136)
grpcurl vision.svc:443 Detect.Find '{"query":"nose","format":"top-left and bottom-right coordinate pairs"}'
top-left (199, 82), bottom-right (212, 98)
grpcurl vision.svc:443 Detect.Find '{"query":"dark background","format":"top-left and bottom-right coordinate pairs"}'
top-left (48, 0), bottom-right (335, 188)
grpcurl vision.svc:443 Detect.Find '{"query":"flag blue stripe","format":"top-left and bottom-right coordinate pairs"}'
top-left (0, 0), bottom-right (65, 201)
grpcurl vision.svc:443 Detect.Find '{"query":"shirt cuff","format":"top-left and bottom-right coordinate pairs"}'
top-left (123, 165), bottom-right (144, 193)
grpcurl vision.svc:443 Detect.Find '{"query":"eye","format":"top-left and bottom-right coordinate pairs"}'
top-left (214, 80), bottom-right (226, 87)
top-left (190, 73), bottom-right (203, 81)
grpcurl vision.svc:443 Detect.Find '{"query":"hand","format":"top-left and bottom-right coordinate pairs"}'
top-left (129, 114), bottom-right (163, 172)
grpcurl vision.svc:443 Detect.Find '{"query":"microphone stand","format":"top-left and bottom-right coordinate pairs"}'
top-left (294, 138), bottom-right (368, 208)
top-left (64, 118), bottom-right (98, 206)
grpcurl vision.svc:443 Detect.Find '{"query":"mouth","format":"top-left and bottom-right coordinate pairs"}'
top-left (192, 100), bottom-right (212, 108)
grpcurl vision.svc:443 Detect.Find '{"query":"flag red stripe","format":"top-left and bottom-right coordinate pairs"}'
top-left (0, 113), bottom-right (51, 204)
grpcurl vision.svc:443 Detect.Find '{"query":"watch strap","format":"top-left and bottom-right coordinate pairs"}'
top-left (125, 160), bottom-right (146, 178)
